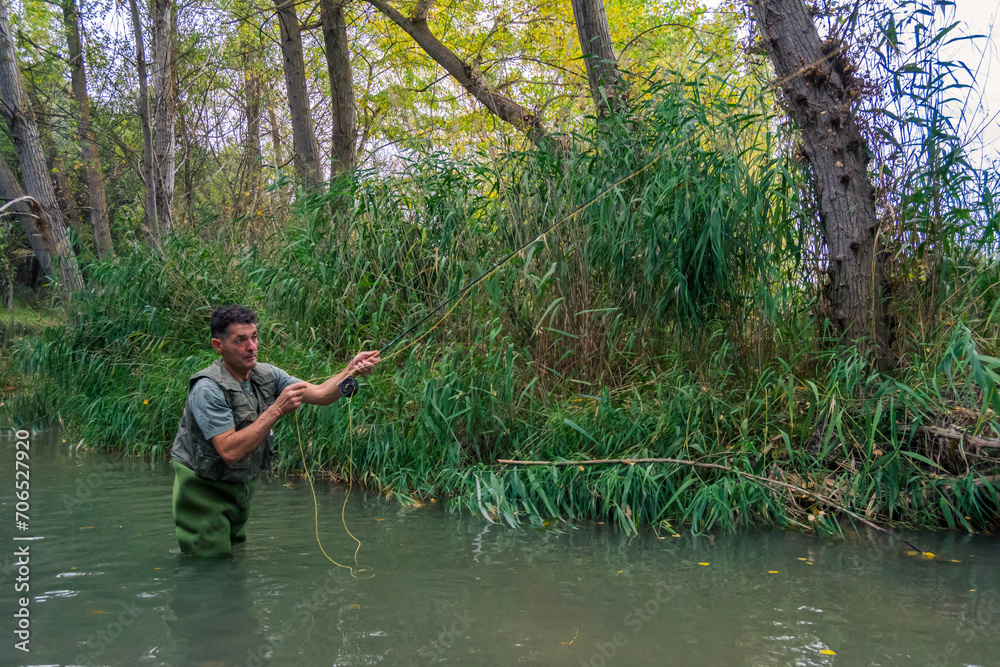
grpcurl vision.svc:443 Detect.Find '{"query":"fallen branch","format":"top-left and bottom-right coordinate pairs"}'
top-left (901, 424), bottom-right (1000, 449)
top-left (497, 457), bottom-right (931, 555)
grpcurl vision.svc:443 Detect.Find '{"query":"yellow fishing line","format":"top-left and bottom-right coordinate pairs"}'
top-left (295, 398), bottom-right (373, 578)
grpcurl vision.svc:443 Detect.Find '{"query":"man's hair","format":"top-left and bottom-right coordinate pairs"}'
top-left (210, 305), bottom-right (258, 340)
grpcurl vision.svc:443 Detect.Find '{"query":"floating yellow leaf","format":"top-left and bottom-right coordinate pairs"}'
top-left (698, 562), bottom-right (709, 566)
top-left (616, 570), bottom-right (623, 575)
top-left (970, 589), bottom-right (977, 592)
top-left (80, 526), bottom-right (94, 530)
top-left (797, 558), bottom-right (809, 561)
top-left (922, 552), bottom-right (936, 559)
top-left (376, 518), bottom-right (386, 521)
top-left (950, 559), bottom-right (961, 563)
top-left (349, 604), bottom-right (360, 608)
top-left (768, 570), bottom-right (779, 574)
top-left (820, 649), bottom-right (836, 655)
top-left (90, 610), bottom-right (106, 614)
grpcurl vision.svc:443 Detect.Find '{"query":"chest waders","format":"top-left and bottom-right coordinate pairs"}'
top-left (170, 360), bottom-right (277, 557)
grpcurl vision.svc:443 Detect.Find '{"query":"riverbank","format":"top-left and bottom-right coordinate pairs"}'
top-left (4, 281), bottom-right (998, 536)
top-left (4, 87), bottom-right (999, 536)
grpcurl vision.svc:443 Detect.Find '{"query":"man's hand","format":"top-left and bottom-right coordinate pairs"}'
top-left (298, 352), bottom-right (382, 406)
top-left (211, 383), bottom-right (305, 465)
top-left (272, 382), bottom-right (308, 416)
top-left (345, 350), bottom-right (381, 377)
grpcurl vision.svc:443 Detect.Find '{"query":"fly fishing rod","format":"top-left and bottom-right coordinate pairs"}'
top-left (334, 148), bottom-right (670, 400)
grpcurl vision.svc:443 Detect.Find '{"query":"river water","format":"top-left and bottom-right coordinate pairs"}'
top-left (1, 428), bottom-right (999, 666)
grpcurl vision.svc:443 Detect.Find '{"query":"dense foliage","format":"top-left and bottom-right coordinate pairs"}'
top-left (3, 0), bottom-right (999, 535)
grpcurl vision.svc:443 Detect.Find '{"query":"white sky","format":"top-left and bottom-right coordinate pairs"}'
top-left (942, 0), bottom-right (999, 168)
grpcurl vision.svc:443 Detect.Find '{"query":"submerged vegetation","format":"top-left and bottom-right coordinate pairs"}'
top-left (3, 1), bottom-right (999, 537)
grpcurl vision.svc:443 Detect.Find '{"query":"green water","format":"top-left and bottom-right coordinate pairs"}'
top-left (1, 429), bottom-right (999, 666)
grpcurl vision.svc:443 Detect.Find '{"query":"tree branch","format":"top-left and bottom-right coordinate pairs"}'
top-left (362, 0), bottom-right (554, 148)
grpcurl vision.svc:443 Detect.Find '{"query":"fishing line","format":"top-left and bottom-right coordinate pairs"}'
top-left (378, 149), bottom-right (669, 361)
top-left (294, 395), bottom-right (373, 578)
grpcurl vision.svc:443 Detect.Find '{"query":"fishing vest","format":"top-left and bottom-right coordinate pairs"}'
top-left (171, 358), bottom-right (278, 483)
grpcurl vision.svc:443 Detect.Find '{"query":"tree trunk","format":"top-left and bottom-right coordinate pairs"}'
top-left (750, 0), bottom-right (887, 354)
top-left (151, 0), bottom-right (176, 234)
top-left (177, 97), bottom-right (195, 224)
top-left (0, 154), bottom-right (51, 278)
top-left (267, 101), bottom-right (283, 167)
top-left (25, 87), bottom-right (82, 236)
top-left (236, 32), bottom-right (262, 220)
top-left (127, 0), bottom-right (159, 247)
top-left (274, 0), bottom-right (324, 189)
top-left (319, 0), bottom-right (356, 177)
top-left (364, 0), bottom-right (551, 147)
top-left (0, 0), bottom-right (83, 293)
top-left (571, 0), bottom-right (623, 115)
top-left (64, 0), bottom-right (112, 259)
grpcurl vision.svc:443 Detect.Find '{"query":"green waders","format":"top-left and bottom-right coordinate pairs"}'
top-left (172, 461), bottom-right (257, 557)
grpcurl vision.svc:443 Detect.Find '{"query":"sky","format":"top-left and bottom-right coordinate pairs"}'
top-left (941, 0), bottom-right (999, 168)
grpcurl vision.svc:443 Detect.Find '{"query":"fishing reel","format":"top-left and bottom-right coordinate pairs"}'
top-left (339, 376), bottom-right (358, 398)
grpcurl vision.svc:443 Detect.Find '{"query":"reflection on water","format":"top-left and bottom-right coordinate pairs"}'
top-left (165, 558), bottom-right (261, 666)
top-left (1, 428), bottom-right (1000, 666)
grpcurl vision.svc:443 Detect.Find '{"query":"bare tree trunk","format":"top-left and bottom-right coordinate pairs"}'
top-left (177, 98), bottom-right (195, 224)
top-left (64, 0), bottom-right (112, 259)
top-left (274, 0), bottom-right (324, 188)
top-left (151, 0), bottom-right (176, 234)
top-left (751, 0), bottom-right (887, 355)
top-left (364, 0), bottom-right (552, 147)
top-left (571, 0), bottom-right (623, 115)
top-left (0, 154), bottom-right (51, 278)
top-left (267, 102), bottom-right (283, 166)
top-left (0, 0), bottom-right (83, 293)
top-left (127, 0), bottom-right (159, 247)
top-left (26, 87), bottom-right (82, 236)
top-left (236, 33), bottom-right (262, 220)
top-left (320, 0), bottom-right (356, 177)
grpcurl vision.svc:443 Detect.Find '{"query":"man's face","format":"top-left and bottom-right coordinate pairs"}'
top-left (212, 323), bottom-right (258, 377)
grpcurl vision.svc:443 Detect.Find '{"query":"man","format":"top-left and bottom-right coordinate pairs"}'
top-left (171, 305), bottom-right (380, 557)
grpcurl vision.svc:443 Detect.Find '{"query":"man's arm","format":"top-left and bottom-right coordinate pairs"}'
top-left (211, 383), bottom-right (307, 465)
top-left (300, 350), bottom-right (381, 406)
